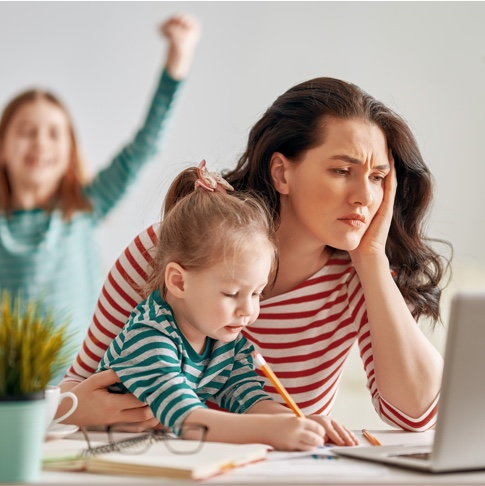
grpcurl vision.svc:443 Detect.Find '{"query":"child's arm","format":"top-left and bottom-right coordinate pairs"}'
top-left (84, 14), bottom-right (201, 219)
top-left (186, 406), bottom-right (325, 452)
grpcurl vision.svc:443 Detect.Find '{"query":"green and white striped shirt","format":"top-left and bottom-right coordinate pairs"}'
top-left (98, 290), bottom-right (271, 429)
top-left (0, 69), bottom-right (182, 384)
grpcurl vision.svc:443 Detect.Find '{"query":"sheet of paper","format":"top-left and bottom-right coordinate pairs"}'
top-left (215, 456), bottom-right (390, 482)
top-left (268, 446), bottom-right (337, 461)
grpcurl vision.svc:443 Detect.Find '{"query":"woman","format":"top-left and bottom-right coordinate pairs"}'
top-left (59, 76), bottom-right (449, 432)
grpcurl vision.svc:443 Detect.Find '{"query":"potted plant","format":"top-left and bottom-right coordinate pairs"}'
top-left (0, 291), bottom-right (73, 483)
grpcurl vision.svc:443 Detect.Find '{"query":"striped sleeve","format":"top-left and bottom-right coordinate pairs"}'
top-left (61, 224), bottom-right (158, 383)
top-left (100, 313), bottom-right (205, 429)
top-left (84, 69), bottom-right (182, 219)
top-left (213, 337), bottom-right (271, 414)
top-left (353, 274), bottom-right (438, 431)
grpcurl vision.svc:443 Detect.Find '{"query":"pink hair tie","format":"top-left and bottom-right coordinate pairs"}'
top-left (194, 159), bottom-right (234, 193)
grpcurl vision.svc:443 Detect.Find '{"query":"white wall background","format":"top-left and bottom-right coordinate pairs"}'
top-left (2, 1), bottom-right (484, 429)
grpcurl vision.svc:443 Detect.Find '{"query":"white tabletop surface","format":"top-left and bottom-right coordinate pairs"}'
top-left (29, 429), bottom-right (485, 486)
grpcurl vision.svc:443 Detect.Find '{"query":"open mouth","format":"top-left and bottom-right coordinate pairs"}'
top-left (225, 325), bottom-right (244, 333)
top-left (26, 156), bottom-right (55, 168)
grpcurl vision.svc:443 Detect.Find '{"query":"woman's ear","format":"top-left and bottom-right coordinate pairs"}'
top-left (165, 262), bottom-right (186, 298)
top-left (269, 152), bottom-right (290, 195)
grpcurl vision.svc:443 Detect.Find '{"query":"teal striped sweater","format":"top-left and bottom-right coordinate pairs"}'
top-left (0, 69), bottom-right (181, 384)
top-left (98, 290), bottom-right (271, 429)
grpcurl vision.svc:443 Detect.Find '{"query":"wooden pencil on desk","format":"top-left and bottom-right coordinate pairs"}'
top-left (362, 429), bottom-right (382, 446)
top-left (251, 350), bottom-right (305, 418)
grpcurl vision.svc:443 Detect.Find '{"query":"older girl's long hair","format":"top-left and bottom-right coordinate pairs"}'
top-left (144, 166), bottom-right (277, 298)
top-left (0, 89), bottom-right (90, 219)
top-left (223, 77), bottom-right (452, 325)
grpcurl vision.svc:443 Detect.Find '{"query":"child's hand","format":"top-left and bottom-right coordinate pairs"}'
top-left (160, 13), bottom-right (201, 50)
top-left (264, 415), bottom-right (326, 451)
top-left (160, 14), bottom-right (202, 80)
top-left (308, 415), bottom-right (359, 446)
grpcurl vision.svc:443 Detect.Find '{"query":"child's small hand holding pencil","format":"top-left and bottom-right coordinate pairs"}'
top-left (251, 351), bottom-right (358, 447)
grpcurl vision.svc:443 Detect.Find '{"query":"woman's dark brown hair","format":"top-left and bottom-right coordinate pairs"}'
top-left (0, 89), bottom-right (90, 219)
top-left (223, 77), bottom-right (451, 324)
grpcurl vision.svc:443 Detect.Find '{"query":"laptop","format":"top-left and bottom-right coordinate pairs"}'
top-left (334, 291), bottom-right (485, 473)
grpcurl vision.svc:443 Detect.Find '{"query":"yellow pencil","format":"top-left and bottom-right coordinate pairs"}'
top-left (251, 350), bottom-right (305, 418)
top-left (362, 429), bottom-right (382, 446)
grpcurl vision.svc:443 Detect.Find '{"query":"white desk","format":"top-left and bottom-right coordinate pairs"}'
top-left (36, 430), bottom-right (485, 486)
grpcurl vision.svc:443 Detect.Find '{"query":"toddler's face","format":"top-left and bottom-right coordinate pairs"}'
top-left (174, 243), bottom-right (274, 351)
top-left (1, 99), bottom-right (72, 203)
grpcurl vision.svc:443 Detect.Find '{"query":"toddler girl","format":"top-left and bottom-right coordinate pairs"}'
top-left (97, 160), bottom-right (357, 450)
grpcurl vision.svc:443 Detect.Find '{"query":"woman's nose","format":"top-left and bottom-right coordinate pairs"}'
top-left (350, 179), bottom-right (373, 207)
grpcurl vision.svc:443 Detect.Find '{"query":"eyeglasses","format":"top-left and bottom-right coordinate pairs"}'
top-left (80, 422), bottom-right (208, 458)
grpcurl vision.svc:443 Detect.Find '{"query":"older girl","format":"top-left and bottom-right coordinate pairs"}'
top-left (0, 15), bottom-right (200, 383)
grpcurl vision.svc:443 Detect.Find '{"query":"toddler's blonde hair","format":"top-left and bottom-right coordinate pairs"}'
top-left (144, 167), bottom-right (277, 298)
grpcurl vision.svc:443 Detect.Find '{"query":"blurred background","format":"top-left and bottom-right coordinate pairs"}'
top-left (1, 1), bottom-right (484, 429)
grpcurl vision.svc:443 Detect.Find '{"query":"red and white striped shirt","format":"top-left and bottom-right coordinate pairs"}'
top-left (62, 224), bottom-right (438, 431)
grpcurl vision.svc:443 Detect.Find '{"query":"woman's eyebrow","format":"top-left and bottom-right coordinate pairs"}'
top-left (330, 154), bottom-right (390, 170)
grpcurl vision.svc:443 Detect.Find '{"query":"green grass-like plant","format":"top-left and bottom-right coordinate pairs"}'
top-left (0, 291), bottom-right (74, 396)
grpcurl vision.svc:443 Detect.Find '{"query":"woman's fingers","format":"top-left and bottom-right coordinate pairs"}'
top-left (59, 371), bottom-right (157, 426)
top-left (85, 369), bottom-right (120, 389)
top-left (117, 398), bottom-right (157, 423)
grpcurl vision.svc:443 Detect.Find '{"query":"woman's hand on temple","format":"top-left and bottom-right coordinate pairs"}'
top-left (58, 370), bottom-right (159, 428)
top-left (350, 151), bottom-right (397, 265)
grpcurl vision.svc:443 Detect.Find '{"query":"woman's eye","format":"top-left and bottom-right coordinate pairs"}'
top-left (371, 174), bottom-right (386, 183)
top-left (332, 168), bottom-right (349, 176)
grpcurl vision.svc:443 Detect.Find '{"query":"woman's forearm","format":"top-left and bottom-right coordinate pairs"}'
top-left (355, 255), bottom-right (443, 417)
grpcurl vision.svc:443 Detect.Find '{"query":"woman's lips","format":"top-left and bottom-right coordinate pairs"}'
top-left (338, 214), bottom-right (366, 229)
top-left (338, 218), bottom-right (365, 229)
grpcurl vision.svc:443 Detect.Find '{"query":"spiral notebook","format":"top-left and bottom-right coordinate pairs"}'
top-left (43, 438), bottom-right (268, 480)
top-left (334, 292), bottom-right (485, 473)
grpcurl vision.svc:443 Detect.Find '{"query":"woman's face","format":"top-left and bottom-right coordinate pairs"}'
top-left (274, 117), bottom-right (391, 252)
